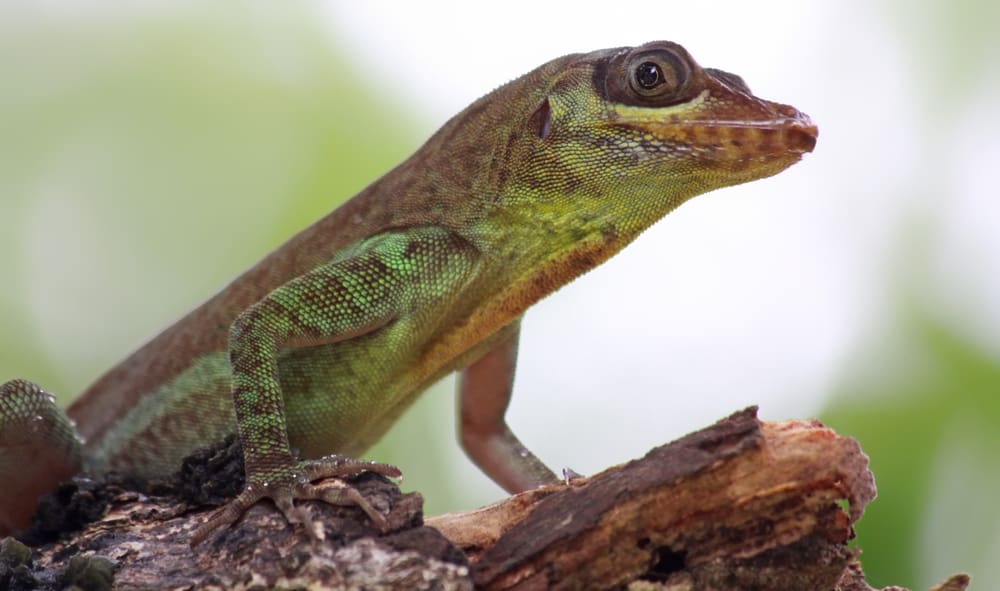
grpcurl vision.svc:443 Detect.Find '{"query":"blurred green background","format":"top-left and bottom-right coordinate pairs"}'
top-left (1, 2), bottom-right (997, 589)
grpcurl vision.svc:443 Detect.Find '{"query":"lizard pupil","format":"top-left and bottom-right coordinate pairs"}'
top-left (635, 61), bottom-right (663, 89)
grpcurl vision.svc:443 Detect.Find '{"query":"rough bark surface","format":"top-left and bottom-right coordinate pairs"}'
top-left (0, 408), bottom-right (970, 590)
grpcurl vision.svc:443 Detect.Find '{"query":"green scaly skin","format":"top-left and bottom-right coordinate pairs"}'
top-left (0, 41), bottom-right (817, 544)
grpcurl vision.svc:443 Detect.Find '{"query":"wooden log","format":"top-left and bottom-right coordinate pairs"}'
top-left (1, 407), bottom-right (968, 591)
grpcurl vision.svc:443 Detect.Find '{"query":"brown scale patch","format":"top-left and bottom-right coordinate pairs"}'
top-left (727, 126), bottom-right (748, 148)
top-left (696, 123), bottom-right (720, 139)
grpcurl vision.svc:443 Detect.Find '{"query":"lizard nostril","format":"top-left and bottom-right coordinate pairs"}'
top-left (786, 117), bottom-right (819, 153)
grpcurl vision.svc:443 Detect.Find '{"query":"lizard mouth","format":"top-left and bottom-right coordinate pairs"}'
top-left (608, 85), bottom-right (817, 167)
top-left (705, 115), bottom-right (817, 153)
top-left (665, 108), bottom-right (818, 163)
top-left (639, 113), bottom-right (817, 178)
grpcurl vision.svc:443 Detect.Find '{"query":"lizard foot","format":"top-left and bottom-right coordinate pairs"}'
top-left (189, 456), bottom-right (401, 547)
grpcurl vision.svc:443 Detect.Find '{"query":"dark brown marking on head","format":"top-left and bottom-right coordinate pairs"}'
top-left (705, 68), bottom-right (751, 94)
top-left (590, 49), bottom-right (617, 102)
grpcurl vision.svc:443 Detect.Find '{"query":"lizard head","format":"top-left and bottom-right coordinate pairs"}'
top-left (499, 40), bottom-right (817, 247)
top-left (589, 41), bottom-right (816, 186)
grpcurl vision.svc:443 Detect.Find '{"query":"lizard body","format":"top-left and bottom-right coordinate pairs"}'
top-left (0, 41), bottom-right (816, 543)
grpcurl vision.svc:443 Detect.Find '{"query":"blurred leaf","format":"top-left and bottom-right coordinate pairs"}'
top-left (887, 0), bottom-right (1000, 110)
top-left (823, 311), bottom-right (1000, 589)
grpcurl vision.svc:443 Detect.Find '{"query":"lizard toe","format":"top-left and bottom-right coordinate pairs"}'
top-left (189, 482), bottom-right (268, 547)
top-left (298, 480), bottom-right (390, 531)
top-left (189, 458), bottom-right (399, 546)
top-left (300, 455), bottom-right (401, 481)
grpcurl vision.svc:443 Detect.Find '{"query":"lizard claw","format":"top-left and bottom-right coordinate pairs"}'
top-left (188, 455), bottom-right (401, 547)
top-left (561, 466), bottom-right (585, 484)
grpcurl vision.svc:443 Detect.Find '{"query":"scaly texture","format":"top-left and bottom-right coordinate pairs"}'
top-left (0, 41), bottom-right (817, 542)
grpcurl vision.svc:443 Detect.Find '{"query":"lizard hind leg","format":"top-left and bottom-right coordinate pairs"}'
top-left (0, 379), bottom-right (84, 536)
top-left (188, 455), bottom-right (400, 547)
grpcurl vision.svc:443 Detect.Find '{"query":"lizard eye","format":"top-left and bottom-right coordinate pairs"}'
top-left (601, 43), bottom-right (698, 107)
top-left (633, 62), bottom-right (664, 91)
top-left (627, 49), bottom-right (689, 100)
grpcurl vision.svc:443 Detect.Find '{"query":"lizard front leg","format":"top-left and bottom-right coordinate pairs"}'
top-left (191, 227), bottom-right (480, 545)
top-left (458, 321), bottom-right (559, 493)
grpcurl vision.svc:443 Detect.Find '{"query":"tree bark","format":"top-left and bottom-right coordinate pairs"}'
top-left (0, 407), bottom-right (970, 591)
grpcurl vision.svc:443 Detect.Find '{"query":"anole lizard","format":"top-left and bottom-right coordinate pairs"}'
top-left (0, 41), bottom-right (816, 544)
